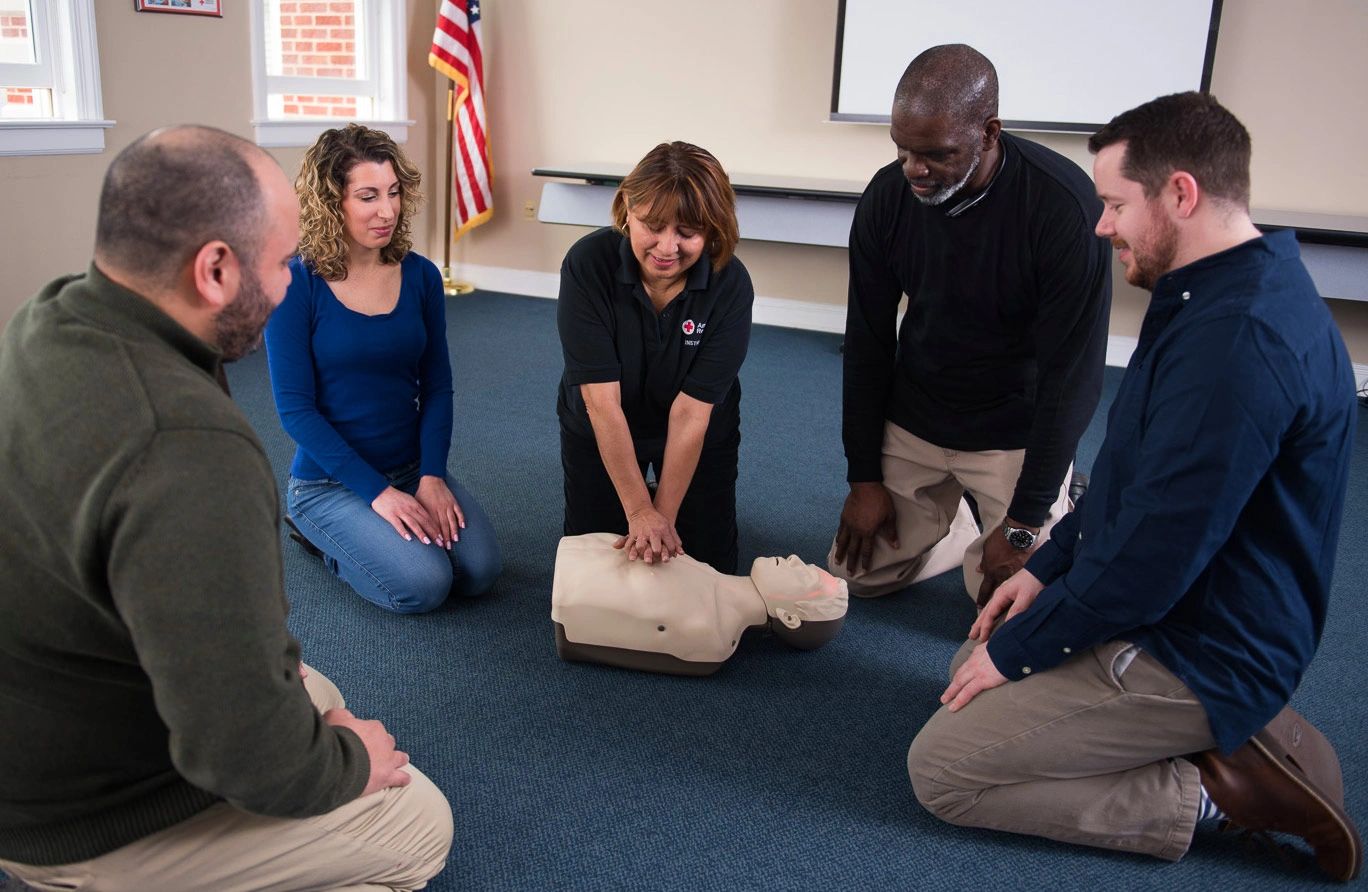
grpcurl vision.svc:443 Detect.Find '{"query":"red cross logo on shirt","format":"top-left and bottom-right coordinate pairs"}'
top-left (682, 319), bottom-right (696, 335)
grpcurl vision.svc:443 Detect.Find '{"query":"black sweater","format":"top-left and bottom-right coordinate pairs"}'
top-left (842, 133), bottom-right (1112, 525)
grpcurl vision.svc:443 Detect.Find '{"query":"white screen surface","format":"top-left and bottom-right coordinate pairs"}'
top-left (834, 0), bottom-right (1220, 131)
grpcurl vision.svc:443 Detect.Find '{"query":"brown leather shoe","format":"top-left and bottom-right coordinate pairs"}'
top-left (1260, 706), bottom-right (1344, 807)
top-left (1191, 730), bottom-right (1361, 881)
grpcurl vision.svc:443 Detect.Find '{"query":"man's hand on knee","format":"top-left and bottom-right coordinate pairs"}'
top-left (970, 568), bottom-right (1045, 641)
top-left (940, 643), bottom-right (1008, 712)
top-left (833, 482), bottom-right (899, 574)
top-left (324, 708), bottom-right (412, 796)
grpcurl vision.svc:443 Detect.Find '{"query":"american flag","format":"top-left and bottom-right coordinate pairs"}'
top-left (429, 0), bottom-right (492, 239)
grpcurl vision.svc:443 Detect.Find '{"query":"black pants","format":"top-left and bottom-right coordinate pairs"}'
top-left (560, 424), bottom-right (739, 574)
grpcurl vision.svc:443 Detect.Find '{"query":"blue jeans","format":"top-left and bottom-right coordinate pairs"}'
top-left (287, 463), bottom-right (502, 614)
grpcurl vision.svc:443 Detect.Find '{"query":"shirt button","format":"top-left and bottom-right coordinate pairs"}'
top-left (1021, 666), bottom-right (1032, 675)
top-left (1062, 647), bottom-right (1072, 654)
top-left (1181, 291), bottom-right (1191, 301)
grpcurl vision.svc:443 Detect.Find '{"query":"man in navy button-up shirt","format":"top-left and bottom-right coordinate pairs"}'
top-left (907, 93), bottom-right (1359, 880)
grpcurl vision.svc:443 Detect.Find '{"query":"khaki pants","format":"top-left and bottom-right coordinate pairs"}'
top-left (908, 639), bottom-right (1216, 861)
top-left (0, 668), bottom-right (453, 892)
top-left (828, 422), bottom-right (1071, 599)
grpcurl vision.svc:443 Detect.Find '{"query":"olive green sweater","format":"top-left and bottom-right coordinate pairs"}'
top-left (0, 267), bottom-right (368, 866)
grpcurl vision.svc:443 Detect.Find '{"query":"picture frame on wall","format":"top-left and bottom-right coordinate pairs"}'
top-left (134, 0), bottom-right (223, 16)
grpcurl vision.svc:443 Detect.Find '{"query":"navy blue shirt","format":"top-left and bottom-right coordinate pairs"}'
top-left (988, 232), bottom-right (1355, 753)
top-left (557, 227), bottom-right (754, 447)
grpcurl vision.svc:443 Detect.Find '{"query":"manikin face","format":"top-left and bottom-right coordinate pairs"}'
top-left (749, 555), bottom-right (847, 628)
top-left (215, 162), bottom-right (300, 360)
top-left (1093, 142), bottom-right (1180, 291)
top-left (340, 160), bottom-right (401, 255)
top-left (890, 109), bottom-right (983, 207)
top-left (625, 207), bottom-right (706, 294)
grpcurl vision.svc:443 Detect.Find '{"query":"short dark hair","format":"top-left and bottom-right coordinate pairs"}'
top-left (96, 126), bottom-right (266, 287)
top-left (1088, 92), bottom-right (1251, 208)
top-left (894, 44), bottom-right (998, 132)
top-left (611, 141), bottom-right (739, 272)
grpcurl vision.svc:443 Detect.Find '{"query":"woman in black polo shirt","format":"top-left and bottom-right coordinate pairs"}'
top-left (557, 141), bottom-right (754, 573)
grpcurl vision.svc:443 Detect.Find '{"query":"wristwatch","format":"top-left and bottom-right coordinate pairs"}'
top-left (1002, 521), bottom-right (1038, 550)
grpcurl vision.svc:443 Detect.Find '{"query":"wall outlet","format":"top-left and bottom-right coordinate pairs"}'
top-left (523, 200), bottom-right (536, 220)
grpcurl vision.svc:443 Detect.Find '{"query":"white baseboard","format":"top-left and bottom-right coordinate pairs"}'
top-left (451, 264), bottom-right (1362, 375)
top-left (452, 262), bottom-right (848, 335)
top-left (455, 263), bottom-right (559, 299)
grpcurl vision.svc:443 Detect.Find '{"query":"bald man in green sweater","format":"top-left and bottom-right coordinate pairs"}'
top-left (0, 127), bottom-right (452, 891)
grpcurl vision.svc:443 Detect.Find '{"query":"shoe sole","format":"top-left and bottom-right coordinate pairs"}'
top-left (1247, 734), bottom-right (1362, 881)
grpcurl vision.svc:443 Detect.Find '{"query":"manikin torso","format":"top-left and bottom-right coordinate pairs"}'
top-left (551, 533), bottom-right (847, 675)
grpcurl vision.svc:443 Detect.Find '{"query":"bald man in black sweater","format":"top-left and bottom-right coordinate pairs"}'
top-left (830, 44), bottom-right (1111, 605)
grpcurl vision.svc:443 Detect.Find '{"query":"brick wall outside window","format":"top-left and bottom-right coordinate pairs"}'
top-left (1, 13), bottom-right (29, 39)
top-left (3, 9), bottom-right (32, 107)
top-left (278, 0), bottom-right (358, 118)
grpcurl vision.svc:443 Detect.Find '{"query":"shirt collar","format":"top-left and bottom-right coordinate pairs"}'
top-left (943, 135), bottom-right (1011, 218)
top-left (1153, 230), bottom-right (1297, 297)
top-left (75, 262), bottom-right (225, 381)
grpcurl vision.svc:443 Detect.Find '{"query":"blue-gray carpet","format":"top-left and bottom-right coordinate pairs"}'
top-left (8, 291), bottom-right (1363, 891)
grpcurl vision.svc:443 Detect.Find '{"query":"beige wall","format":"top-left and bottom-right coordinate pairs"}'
top-left (451, 0), bottom-right (1368, 363)
top-left (0, 1), bottom-right (438, 326)
top-left (2, 0), bottom-right (1365, 365)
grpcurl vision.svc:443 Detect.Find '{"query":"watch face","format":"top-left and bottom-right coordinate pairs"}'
top-left (1006, 527), bottom-right (1036, 550)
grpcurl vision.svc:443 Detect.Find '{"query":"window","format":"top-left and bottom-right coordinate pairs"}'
top-left (249, 0), bottom-right (409, 148)
top-left (0, 0), bottom-right (109, 156)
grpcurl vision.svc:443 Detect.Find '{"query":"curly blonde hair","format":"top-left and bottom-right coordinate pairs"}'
top-left (296, 124), bottom-right (423, 281)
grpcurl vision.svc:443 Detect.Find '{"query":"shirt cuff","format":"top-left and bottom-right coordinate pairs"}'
top-left (1025, 538), bottom-right (1072, 586)
top-left (986, 584), bottom-right (1109, 681)
top-left (1006, 494), bottom-right (1052, 528)
top-left (845, 455), bottom-right (884, 483)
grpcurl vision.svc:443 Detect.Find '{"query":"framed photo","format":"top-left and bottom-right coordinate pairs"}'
top-left (134, 0), bottom-right (223, 16)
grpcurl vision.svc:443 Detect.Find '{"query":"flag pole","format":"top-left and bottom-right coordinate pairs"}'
top-left (441, 80), bottom-right (474, 296)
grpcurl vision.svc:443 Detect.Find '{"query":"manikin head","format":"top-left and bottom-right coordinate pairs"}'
top-left (749, 555), bottom-right (848, 650)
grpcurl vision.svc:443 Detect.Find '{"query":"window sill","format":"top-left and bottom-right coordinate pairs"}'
top-left (0, 119), bottom-right (114, 156)
top-left (252, 118), bottom-right (415, 149)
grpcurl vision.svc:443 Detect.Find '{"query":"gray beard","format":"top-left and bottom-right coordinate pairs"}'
top-left (912, 152), bottom-right (981, 207)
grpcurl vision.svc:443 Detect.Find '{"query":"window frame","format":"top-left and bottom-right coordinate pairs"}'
top-left (248, 0), bottom-right (412, 148)
top-left (0, 0), bottom-right (111, 157)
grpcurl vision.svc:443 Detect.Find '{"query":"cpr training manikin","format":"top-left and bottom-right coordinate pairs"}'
top-left (551, 533), bottom-right (849, 676)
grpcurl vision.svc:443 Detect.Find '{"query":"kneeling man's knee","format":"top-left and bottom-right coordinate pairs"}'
top-left (907, 720), bottom-right (973, 825)
top-left (386, 767), bottom-right (456, 887)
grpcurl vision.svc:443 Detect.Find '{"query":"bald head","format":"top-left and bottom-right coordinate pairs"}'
top-left (894, 44), bottom-right (998, 132)
top-left (95, 125), bottom-right (275, 289)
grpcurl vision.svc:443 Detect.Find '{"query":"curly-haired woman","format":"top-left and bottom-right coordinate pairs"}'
top-left (265, 124), bottom-right (501, 613)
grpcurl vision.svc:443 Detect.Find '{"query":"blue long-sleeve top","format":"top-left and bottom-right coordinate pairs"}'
top-left (264, 253), bottom-right (454, 503)
top-left (987, 232), bottom-right (1355, 754)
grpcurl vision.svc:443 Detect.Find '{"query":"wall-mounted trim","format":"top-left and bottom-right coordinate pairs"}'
top-left (251, 118), bottom-right (413, 149)
top-left (0, 0), bottom-right (109, 157)
top-left (0, 119), bottom-right (113, 156)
